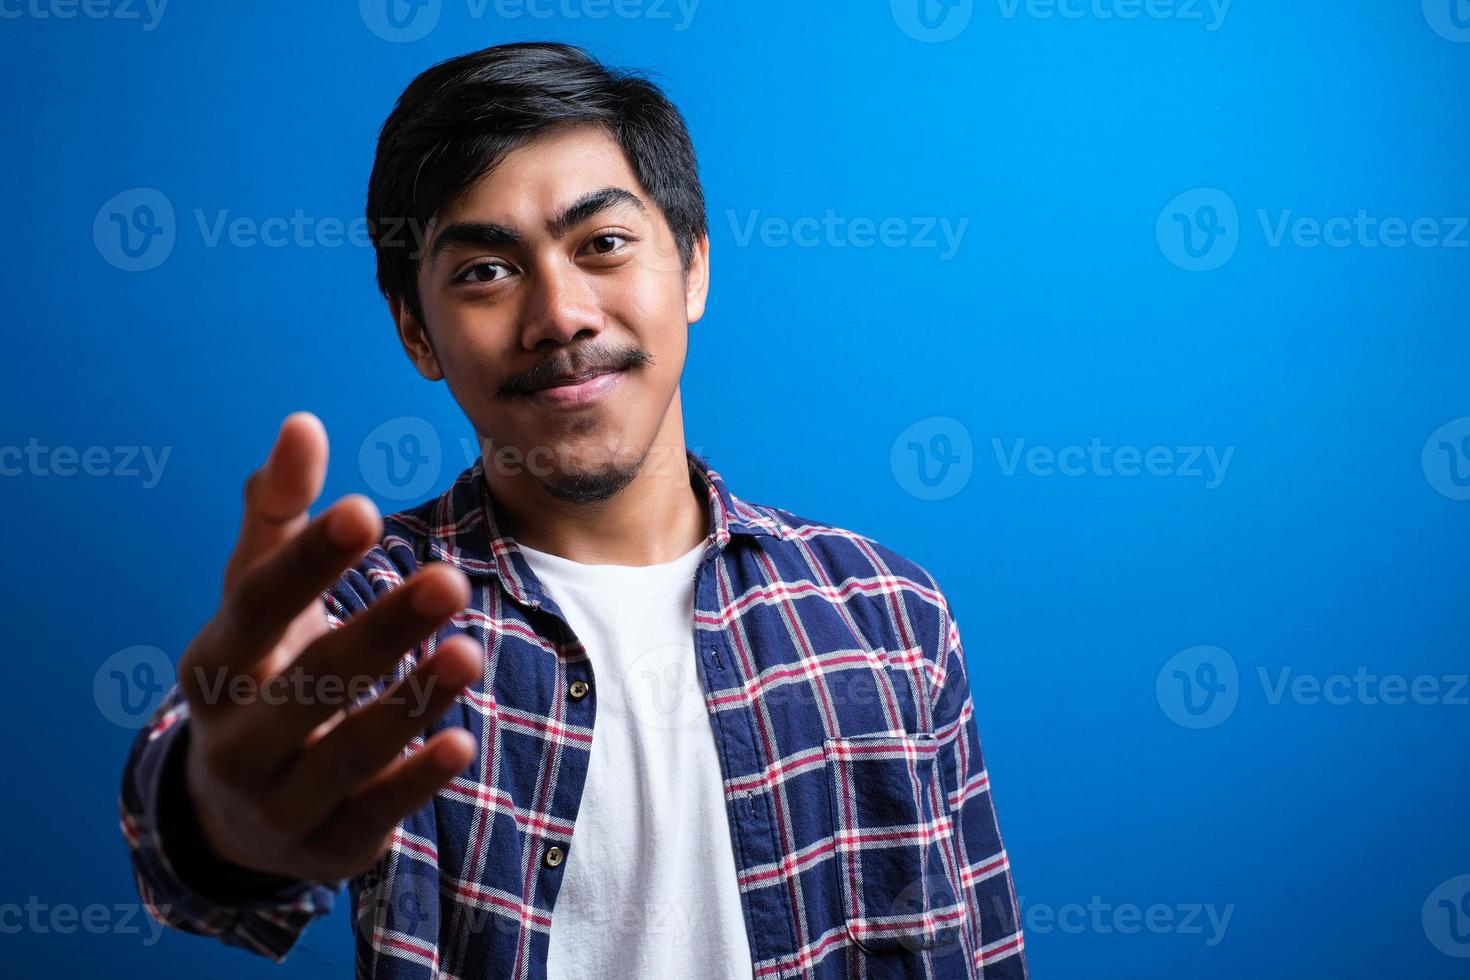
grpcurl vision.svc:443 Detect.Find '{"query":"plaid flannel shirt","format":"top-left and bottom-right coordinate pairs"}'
top-left (119, 449), bottom-right (1027, 979)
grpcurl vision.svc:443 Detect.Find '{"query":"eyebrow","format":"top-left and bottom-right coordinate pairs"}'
top-left (425, 186), bottom-right (648, 268)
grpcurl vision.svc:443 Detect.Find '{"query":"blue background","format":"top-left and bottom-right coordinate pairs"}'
top-left (2, 1), bottom-right (1468, 977)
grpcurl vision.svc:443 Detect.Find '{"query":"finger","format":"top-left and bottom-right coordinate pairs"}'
top-left (180, 492), bottom-right (382, 689)
top-left (225, 561), bottom-right (471, 771)
top-left (304, 728), bottom-right (478, 874)
top-left (223, 412), bottom-right (330, 596)
top-left (263, 635), bottom-right (482, 836)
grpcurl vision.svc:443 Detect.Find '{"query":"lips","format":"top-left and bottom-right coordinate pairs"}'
top-left (527, 368), bottom-right (624, 408)
top-left (534, 368), bottom-right (617, 390)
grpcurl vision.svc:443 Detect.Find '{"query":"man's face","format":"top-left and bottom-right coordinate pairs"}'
top-left (396, 122), bottom-right (709, 503)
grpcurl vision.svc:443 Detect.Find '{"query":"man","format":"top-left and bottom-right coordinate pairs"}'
top-left (119, 41), bottom-right (1027, 980)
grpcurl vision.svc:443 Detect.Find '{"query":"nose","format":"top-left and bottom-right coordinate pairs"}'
top-left (518, 260), bottom-right (603, 352)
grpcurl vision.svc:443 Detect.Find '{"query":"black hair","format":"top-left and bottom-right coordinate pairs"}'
top-left (365, 41), bottom-right (707, 322)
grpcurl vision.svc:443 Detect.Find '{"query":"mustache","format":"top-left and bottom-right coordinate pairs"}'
top-left (498, 341), bottom-right (653, 398)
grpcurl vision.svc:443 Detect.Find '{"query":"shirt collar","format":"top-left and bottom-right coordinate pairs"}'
top-left (418, 447), bottom-right (779, 607)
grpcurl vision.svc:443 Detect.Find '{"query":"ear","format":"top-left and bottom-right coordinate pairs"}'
top-left (684, 233), bottom-right (710, 325)
top-left (391, 295), bottom-right (444, 381)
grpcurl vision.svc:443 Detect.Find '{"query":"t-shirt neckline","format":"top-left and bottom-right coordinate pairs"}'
top-left (514, 537), bottom-right (709, 593)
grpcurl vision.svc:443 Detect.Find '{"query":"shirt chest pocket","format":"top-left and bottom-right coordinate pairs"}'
top-left (823, 732), bottom-right (969, 956)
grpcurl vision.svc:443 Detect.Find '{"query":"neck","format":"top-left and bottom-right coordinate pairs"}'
top-left (476, 392), bottom-right (709, 566)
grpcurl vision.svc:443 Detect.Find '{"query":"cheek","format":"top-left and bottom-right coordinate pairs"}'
top-left (429, 317), bottom-right (510, 401)
top-left (608, 270), bottom-right (688, 351)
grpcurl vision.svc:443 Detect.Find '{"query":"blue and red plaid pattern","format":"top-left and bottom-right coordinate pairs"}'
top-left (120, 449), bottom-right (1027, 979)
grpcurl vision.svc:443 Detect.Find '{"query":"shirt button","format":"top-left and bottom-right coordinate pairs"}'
top-left (567, 679), bottom-right (589, 701)
top-left (543, 845), bottom-right (565, 868)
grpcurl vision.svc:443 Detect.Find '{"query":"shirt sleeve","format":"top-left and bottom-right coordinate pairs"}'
top-left (929, 591), bottom-right (1029, 978)
top-left (116, 572), bottom-right (369, 961)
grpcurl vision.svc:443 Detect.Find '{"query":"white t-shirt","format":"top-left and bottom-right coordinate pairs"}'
top-left (519, 539), bottom-right (755, 980)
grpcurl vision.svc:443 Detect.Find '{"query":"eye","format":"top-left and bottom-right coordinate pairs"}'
top-left (455, 261), bottom-right (512, 285)
top-left (582, 233), bottom-right (631, 256)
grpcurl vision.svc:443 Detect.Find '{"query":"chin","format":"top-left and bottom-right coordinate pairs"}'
top-left (538, 459), bottom-right (642, 504)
